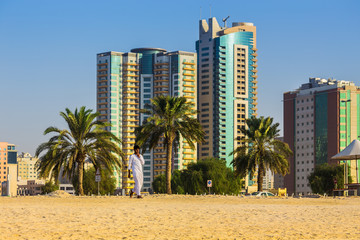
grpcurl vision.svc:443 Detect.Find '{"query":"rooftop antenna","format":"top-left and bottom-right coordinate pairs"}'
top-left (222, 16), bottom-right (230, 28)
top-left (210, 4), bottom-right (211, 17)
top-left (200, 6), bottom-right (202, 19)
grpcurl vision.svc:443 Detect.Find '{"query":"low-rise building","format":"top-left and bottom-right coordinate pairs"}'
top-left (59, 184), bottom-right (75, 195)
top-left (17, 179), bottom-right (45, 196)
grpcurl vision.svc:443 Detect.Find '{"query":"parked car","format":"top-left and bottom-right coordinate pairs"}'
top-left (251, 191), bottom-right (275, 197)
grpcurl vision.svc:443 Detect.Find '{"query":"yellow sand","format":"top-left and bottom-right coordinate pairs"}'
top-left (1, 195), bottom-right (360, 239)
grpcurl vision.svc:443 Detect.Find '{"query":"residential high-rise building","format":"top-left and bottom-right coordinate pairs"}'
top-left (283, 77), bottom-right (360, 195)
top-left (17, 152), bottom-right (40, 180)
top-left (96, 49), bottom-right (197, 192)
top-left (196, 17), bottom-right (258, 165)
top-left (0, 142), bottom-right (17, 195)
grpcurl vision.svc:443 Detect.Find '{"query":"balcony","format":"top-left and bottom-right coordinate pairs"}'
top-left (123, 113), bottom-right (139, 117)
top-left (154, 63), bottom-right (169, 67)
top-left (123, 74), bottom-right (139, 77)
top-left (183, 67), bottom-right (195, 71)
top-left (183, 62), bottom-right (195, 65)
top-left (183, 90), bottom-right (195, 93)
top-left (123, 63), bottom-right (139, 66)
top-left (184, 95), bottom-right (195, 99)
top-left (123, 68), bottom-right (139, 72)
top-left (183, 151), bottom-right (195, 155)
top-left (123, 96), bottom-right (139, 100)
top-left (123, 91), bottom-right (139, 94)
top-left (154, 79), bottom-right (169, 83)
top-left (154, 163), bottom-right (166, 167)
top-left (123, 124), bottom-right (138, 128)
top-left (154, 68), bottom-right (169, 71)
top-left (154, 84), bottom-right (169, 88)
top-left (154, 90), bottom-right (169, 94)
top-left (183, 78), bottom-right (195, 82)
top-left (154, 74), bottom-right (169, 77)
top-left (183, 73), bottom-right (195, 77)
top-left (124, 79), bottom-right (140, 83)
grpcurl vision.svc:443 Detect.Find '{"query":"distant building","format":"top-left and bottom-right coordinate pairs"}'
top-left (17, 152), bottom-right (40, 180)
top-left (17, 179), bottom-right (45, 196)
top-left (59, 184), bottom-right (75, 195)
top-left (262, 170), bottom-right (274, 190)
top-left (283, 77), bottom-right (360, 195)
top-left (0, 142), bottom-right (17, 195)
top-left (96, 49), bottom-right (197, 192)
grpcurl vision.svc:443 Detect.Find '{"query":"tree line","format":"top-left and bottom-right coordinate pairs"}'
top-left (35, 96), bottom-right (302, 196)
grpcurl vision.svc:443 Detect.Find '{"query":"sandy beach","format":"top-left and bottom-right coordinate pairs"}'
top-left (1, 194), bottom-right (360, 240)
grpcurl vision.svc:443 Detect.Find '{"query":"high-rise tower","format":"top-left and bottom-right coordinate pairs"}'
top-left (96, 49), bottom-right (197, 192)
top-left (196, 17), bottom-right (258, 165)
top-left (284, 78), bottom-right (360, 195)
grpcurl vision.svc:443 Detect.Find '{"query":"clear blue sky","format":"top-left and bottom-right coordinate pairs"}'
top-left (0, 0), bottom-right (359, 155)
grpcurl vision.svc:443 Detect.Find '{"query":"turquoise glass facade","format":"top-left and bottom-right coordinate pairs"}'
top-left (213, 32), bottom-right (256, 165)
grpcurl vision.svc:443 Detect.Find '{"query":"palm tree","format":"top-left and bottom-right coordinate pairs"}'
top-left (231, 116), bottom-right (292, 192)
top-left (35, 106), bottom-right (124, 195)
top-left (136, 96), bottom-right (205, 194)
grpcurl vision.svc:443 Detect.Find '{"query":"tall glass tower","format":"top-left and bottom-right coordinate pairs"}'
top-left (196, 17), bottom-right (258, 165)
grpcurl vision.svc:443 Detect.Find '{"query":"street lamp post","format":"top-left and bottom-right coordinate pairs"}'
top-left (341, 99), bottom-right (351, 185)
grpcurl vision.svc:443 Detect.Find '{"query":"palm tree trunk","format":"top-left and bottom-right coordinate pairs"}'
top-left (257, 165), bottom-right (264, 192)
top-left (166, 138), bottom-right (173, 194)
top-left (78, 161), bottom-right (84, 196)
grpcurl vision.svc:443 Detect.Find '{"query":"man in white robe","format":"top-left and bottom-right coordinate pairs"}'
top-left (128, 145), bottom-right (145, 198)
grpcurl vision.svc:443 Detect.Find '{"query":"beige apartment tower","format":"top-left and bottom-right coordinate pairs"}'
top-left (96, 49), bottom-right (197, 192)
